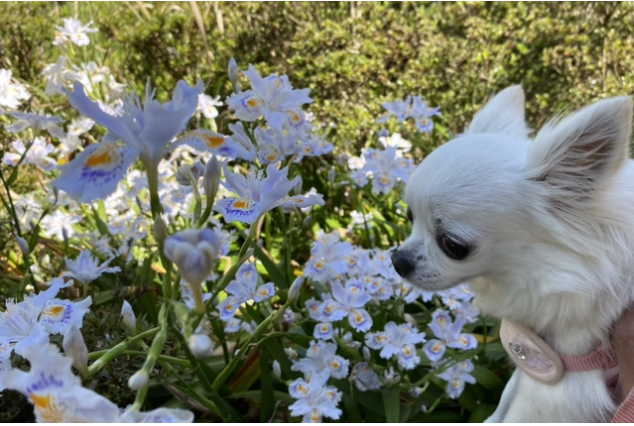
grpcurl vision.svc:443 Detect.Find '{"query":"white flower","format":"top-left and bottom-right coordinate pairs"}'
top-left (291, 340), bottom-right (349, 381)
top-left (226, 64), bottom-right (313, 135)
top-left (53, 79), bottom-right (203, 202)
top-left (62, 250), bottom-right (121, 285)
top-left (5, 343), bottom-right (120, 422)
top-left (40, 209), bottom-right (82, 241)
top-left (288, 374), bottom-right (342, 423)
top-left (214, 163), bottom-right (324, 224)
top-left (197, 93), bottom-right (223, 119)
top-left (0, 68), bottom-right (30, 110)
top-left (5, 111), bottom-right (64, 136)
top-left (119, 407), bottom-right (195, 423)
top-left (0, 278), bottom-right (91, 359)
top-left (53, 18), bottom-right (98, 46)
top-left (2, 137), bottom-right (57, 172)
top-left (437, 360), bottom-right (477, 399)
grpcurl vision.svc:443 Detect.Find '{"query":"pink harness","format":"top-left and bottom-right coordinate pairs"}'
top-left (500, 319), bottom-right (618, 385)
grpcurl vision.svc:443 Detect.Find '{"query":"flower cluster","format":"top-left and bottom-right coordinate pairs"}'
top-left (0, 14), bottom-right (486, 423)
top-left (378, 95), bottom-right (441, 133)
top-left (347, 134), bottom-right (415, 194)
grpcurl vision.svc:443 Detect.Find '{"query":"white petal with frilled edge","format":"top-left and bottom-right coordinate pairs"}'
top-left (272, 192), bottom-right (325, 210)
top-left (4, 343), bottom-right (120, 422)
top-left (214, 197), bottom-right (263, 224)
top-left (173, 129), bottom-right (256, 161)
top-left (119, 407), bottom-right (195, 423)
top-left (38, 297), bottom-right (92, 335)
top-left (52, 142), bottom-right (139, 203)
top-left (226, 90), bottom-right (266, 121)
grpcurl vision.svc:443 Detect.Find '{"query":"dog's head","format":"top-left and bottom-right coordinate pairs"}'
top-left (392, 86), bottom-right (633, 294)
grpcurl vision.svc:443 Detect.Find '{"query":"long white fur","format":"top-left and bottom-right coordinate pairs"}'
top-left (399, 86), bottom-right (634, 422)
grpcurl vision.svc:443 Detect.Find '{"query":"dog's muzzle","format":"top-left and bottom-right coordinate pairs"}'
top-left (391, 250), bottom-right (415, 278)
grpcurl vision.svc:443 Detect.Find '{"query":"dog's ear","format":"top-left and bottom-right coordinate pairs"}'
top-left (526, 96), bottom-right (633, 204)
top-left (466, 85), bottom-right (530, 137)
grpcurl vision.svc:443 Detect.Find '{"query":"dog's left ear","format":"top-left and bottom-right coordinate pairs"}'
top-left (526, 96), bottom-right (633, 203)
top-left (466, 85), bottom-right (531, 137)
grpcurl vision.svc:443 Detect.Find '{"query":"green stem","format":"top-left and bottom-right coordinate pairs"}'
top-left (210, 299), bottom-right (291, 393)
top-left (88, 350), bottom-right (191, 367)
top-left (88, 327), bottom-right (160, 376)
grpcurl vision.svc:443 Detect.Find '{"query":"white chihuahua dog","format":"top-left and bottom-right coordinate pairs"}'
top-left (391, 86), bottom-right (634, 422)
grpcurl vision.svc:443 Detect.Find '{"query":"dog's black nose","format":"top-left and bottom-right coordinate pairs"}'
top-left (391, 250), bottom-right (414, 277)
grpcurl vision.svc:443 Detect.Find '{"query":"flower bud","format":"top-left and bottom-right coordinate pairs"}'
top-left (188, 333), bottom-right (214, 357)
top-left (176, 164), bottom-right (198, 187)
top-left (302, 215), bottom-right (312, 227)
top-left (17, 236), bottom-right (30, 257)
top-left (362, 346), bottom-right (371, 362)
top-left (203, 156), bottom-right (221, 204)
top-left (288, 277), bottom-right (304, 303)
top-left (164, 229), bottom-right (221, 285)
top-left (121, 300), bottom-right (137, 334)
top-left (293, 175), bottom-right (303, 195)
top-left (327, 167), bottom-right (336, 183)
top-left (228, 57), bottom-right (239, 90)
top-left (128, 369), bottom-right (149, 390)
top-left (63, 325), bottom-right (88, 377)
top-left (272, 360), bottom-right (281, 380)
top-left (153, 215), bottom-right (168, 244)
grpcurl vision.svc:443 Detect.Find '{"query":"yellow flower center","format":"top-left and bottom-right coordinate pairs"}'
top-left (31, 394), bottom-right (66, 422)
top-left (202, 134), bottom-right (225, 149)
top-left (246, 97), bottom-right (264, 108)
top-left (85, 143), bottom-right (120, 169)
top-left (41, 305), bottom-right (65, 319)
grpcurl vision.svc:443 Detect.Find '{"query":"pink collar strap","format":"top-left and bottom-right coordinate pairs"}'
top-left (500, 319), bottom-right (617, 385)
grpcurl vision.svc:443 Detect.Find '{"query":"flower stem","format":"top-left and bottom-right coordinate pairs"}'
top-left (210, 299), bottom-right (291, 393)
top-left (87, 327), bottom-right (160, 376)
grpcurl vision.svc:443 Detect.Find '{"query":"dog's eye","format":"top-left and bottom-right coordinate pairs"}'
top-left (406, 207), bottom-right (413, 222)
top-left (437, 234), bottom-right (470, 260)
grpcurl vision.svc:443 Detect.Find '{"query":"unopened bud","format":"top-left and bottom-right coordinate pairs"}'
top-left (203, 156), bottom-right (221, 204)
top-left (176, 164), bottom-right (198, 187)
top-left (293, 175), bottom-right (303, 194)
top-left (153, 215), bottom-right (168, 243)
top-left (17, 236), bottom-right (30, 257)
top-left (362, 346), bottom-right (371, 362)
top-left (288, 277), bottom-right (304, 303)
top-left (228, 58), bottom-right (239, 90)
top-left (188, 333), bottom-right (214, 357)
top-left (302, 215), bottom-right (312, 227)
top-left (63, 325), bottom-right (88, 377)
top-left (164, 229), bottom-right (222, 290)
top-left (128, 369), bottom-right (149, 390)
top-left (272, 360), bottom-right (281, 380)
top-left (121, 300), bottom-right (137, 334)
top-left (403, 313), bottom-right (417, 328)
top-left (284, 347), bottom-right (298, 359)
top-left (328, 167), bottom-right (336, 183)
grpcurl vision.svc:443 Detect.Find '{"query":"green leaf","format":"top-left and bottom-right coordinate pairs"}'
top-left (382, 386), bottom-right (401, 423)
top-left (249, 240), bottom-right (288, 289)
top-left (259, 350), bottom-right (275, 422)
top-left (468, 403), bottom-right (497, 422)
top-left (470, 365), bottom-right (505, 390)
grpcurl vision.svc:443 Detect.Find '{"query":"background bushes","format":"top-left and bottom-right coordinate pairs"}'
top-left (1, 2), bottom-right (633, 147)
